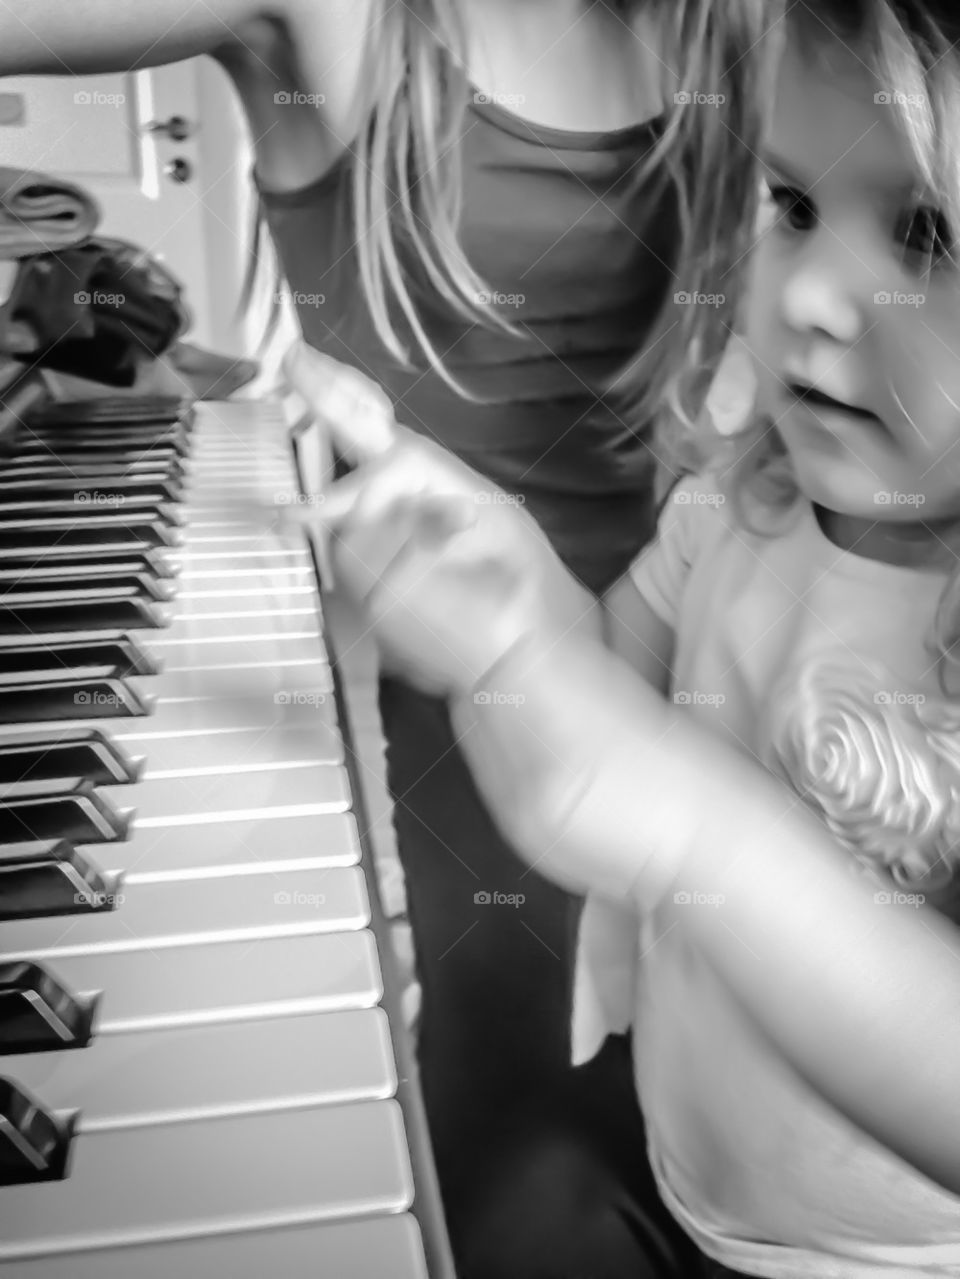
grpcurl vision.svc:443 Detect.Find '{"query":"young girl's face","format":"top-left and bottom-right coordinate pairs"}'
top-left (745, 37), bottom-right (960, 524)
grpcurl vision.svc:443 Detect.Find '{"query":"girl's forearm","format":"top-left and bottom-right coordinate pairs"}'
top-left (451, 630), bottom-right (960, 1197)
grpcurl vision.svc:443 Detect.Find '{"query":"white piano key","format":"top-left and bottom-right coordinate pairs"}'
top-left (35, 930), bottom-right (382, 1031)
top-left (0, 865), bottom-right (368, 959)
top-left (95, 758), bottom-right (348, 825)
top-left (159, 613), bottom-right (320, 644)
top-left (139, 724), bottom-right (342, 772)
top-left (0, 1214), bottom-right (431, 1279)
top-left (84, 810), bottom-right (358, 878)
top-left (0, 1101), bottom-right (415, 1260)
top-left (11, 1009), bottom-right (397, 1130)
top-left (152, 635), bottom-right (327, 670)
top-left (129, 660), bottom-right (332, 703)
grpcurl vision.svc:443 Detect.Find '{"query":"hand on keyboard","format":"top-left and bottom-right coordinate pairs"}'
top-left (320, 433), bottom-right (596, 697)
top-left (282, 342), bottom-right (396, 463)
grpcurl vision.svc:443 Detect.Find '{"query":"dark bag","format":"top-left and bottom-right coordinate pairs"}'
top-left (0, 236), bottom-right (189, 386)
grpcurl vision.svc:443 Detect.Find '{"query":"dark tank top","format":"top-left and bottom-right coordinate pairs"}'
top-left (258, 90), bottom-right (676, 594)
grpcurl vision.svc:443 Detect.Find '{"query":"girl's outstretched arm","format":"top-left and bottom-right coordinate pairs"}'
top-left (325, 453), bottom-right (960, 1201)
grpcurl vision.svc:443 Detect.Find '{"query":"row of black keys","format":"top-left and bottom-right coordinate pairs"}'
top-left (0, 396), bottom-right (194, 1184)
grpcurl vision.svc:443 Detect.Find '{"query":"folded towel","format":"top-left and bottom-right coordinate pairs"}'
top-left (0, 165), bottom-right (100, 259)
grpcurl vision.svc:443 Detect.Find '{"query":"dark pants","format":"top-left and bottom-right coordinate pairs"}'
top-left (379, 676), bottom-right (581, 1205)
top-left (453, 1035), bottom-right (760, 1279)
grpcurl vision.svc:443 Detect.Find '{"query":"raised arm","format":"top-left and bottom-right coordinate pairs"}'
top-left (1, 1), bottom-right (371, 153)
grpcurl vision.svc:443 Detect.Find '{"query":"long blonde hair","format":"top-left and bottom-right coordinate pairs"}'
top-left (718, 0), bottom-right (960, 686)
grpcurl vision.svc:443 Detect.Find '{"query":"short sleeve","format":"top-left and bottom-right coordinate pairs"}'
top-left (629, 472), bottom-right (725, 628)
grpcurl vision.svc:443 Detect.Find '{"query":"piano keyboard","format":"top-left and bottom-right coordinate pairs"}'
top-left (0, 395), bottom-right (453, 1278)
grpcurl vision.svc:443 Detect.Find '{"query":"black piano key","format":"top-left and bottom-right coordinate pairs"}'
top-left (25, 424), bottom-right (191, 449)
top-left (0, 496), bottom-right (183, 524)
top-left (0, 516), bottom-right (181, 550)
top-left (0, 839), bottom-right (120, 921)
top-left (0, 675), bottom-right (152, 725)
top-left (0, 588), bottom-right (172, 635)
top-left (0, 476), bottom-right (185, 504)
top-left (0, 777), bottom-right (132, 843)
top-left (5, 457), bottom-right (186, 484)
top-left (0, 569), bottom-right (174, 603)
top-left (0, 539), bottom-right (176, 569)
top-left (0, 633), bottom-right (160, 678)
top-left (0, 960), bottom-right (97, 1055)
top-left (11, 444), bottom-right (184, 468)
top-left (0, 728), bottom-right (142, 785)
top-left (0, 1079), bottom-right (75, 1185)
top-left (0, 547), bottom-right (176, 579)
top-left (29, 394), bottom-right (192, 426)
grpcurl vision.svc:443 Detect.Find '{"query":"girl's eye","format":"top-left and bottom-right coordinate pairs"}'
top-left (764, 183), bottom-right (816, 233)
top-left (898, 206), bottom-right (953, 266)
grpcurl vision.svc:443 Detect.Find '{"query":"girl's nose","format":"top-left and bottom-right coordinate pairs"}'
top-left (779, 235), bottom-right (868, 346)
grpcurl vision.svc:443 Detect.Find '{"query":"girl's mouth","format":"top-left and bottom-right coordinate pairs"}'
top-left (786, 381), bottom-right (878, 421)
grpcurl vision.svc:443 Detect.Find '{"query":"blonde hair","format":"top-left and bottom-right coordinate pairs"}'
top-left (249, 1), bottom-right (779, 417)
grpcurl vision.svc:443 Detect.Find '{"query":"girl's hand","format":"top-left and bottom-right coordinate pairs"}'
top-left (320, 435), bottom-right (597, 697)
